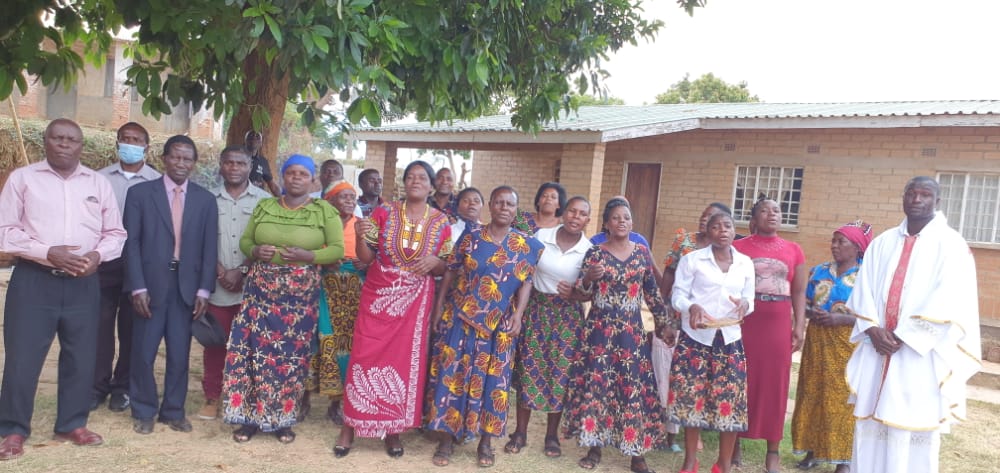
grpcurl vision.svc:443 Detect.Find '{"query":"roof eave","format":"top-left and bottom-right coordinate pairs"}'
top-left (701, 114), bottom-right (1000, 129)
top-left (350, 130), bottom-right (605, 144)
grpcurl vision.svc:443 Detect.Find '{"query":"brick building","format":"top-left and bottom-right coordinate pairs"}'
top-left (2, 39), bottom-right (221, 140)
top-left (355, 101), bottom-right (1000, 322)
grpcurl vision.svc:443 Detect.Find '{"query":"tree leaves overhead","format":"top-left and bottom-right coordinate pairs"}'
top-left (3, 0), bottom-right (708, 132)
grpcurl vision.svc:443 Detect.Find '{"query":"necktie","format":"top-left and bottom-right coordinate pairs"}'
top-left (171, 187), bottom-right (183, 259)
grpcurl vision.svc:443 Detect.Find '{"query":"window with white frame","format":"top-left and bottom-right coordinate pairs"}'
top-left (938, 172), bottom-right (1000, 243)
top-left (732, 165), bottom-right (804, 226)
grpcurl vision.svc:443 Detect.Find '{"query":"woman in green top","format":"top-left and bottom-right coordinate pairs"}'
top-left (221, 154), bottom-right (344, 444)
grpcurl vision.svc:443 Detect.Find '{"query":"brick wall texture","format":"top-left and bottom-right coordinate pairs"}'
top-left (397, 126), bottom-right (1000, 320)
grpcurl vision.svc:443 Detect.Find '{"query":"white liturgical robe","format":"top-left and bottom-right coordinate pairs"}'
top-left (845, 212), bottom-right (981, 473)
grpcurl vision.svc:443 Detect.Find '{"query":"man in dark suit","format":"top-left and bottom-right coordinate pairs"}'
top-left (123, 135), bottom-right (218, 435)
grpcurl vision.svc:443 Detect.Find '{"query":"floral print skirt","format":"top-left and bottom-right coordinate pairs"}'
top-left (668, 330), bottom-right (748, 432)
top-left (221, 262), bottom-right (319, 432)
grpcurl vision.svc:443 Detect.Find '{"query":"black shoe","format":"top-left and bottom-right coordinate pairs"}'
top-left (159, 417), bottom-right (193, 433)
top-left (90, 394), bottom-right (107, 412)
top-left (108, 393), bottom-right (130, 412)
top-left (133, 418), bottom-right (155, 435)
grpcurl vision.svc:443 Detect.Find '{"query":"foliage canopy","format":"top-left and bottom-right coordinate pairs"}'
top-left (655, 72), bottom-right (759, 104)
top-left (2, 0), bottom-right (706, 156)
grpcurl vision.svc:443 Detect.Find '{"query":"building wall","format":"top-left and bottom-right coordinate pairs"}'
top-left (2, 40), bottom-right (220, 139)
top-left (469, 147), bottom-right (562, 221)
top-left (598, 127), bottom-right (1000, 320)
top-left (366, 125), bottom-right (1000, 321)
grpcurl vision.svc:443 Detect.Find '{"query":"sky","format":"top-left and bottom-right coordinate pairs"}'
top-left (602, 0), bottom-right (1000, 104)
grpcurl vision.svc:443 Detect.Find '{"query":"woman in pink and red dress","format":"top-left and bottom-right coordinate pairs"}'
top-left (731, 199), bottom-right (806, 473)
top-left (334, 161), bottom-right (452, 458)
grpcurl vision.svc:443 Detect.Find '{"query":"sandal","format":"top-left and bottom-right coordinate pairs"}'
top-left (432, 441), bottom-right (454, 467)
top-left (385, 434), bottom-right (404, 458)
top-left (503, 431), bottom-right (527, 454)
top-left (797, 456), bottom-right (818, 470)
top-left (578, 447), bottom-right (602, 469)
top-left (765, 450), bottom-right (781, 473)
top-left (276, 428), bottom-right (296, 444)
top-left (477, 443), bottom-right (495, 468)
top-left (334, 427), bottom-right (354, 458)
top-left (543, 435), bottom-right (562, 458)
top-left (232, 425), bottom-right (258, 443)
top-left (630, 456), bottom-right (656, 473)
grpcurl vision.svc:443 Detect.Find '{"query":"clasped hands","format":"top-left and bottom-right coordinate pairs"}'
top-left (865, 326), bottom-right (903, 355)
top-left (46, 245), bottom-right (99, 277)
top-left (253, 244), bottom-right (314, 263)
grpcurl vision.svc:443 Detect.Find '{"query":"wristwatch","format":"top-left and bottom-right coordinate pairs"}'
top-left (238, 265), bottom-right (250, 275)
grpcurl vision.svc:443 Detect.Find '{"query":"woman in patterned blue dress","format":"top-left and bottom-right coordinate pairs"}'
top-left (426, 186), bottom-right (544, 468)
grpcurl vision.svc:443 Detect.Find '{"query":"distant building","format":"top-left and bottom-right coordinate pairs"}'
top-left (355, 101), bottom-right (1000, 322)
top-left (3, 38), bottom-right (221, 140)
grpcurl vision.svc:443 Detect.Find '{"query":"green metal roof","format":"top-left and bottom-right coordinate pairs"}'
top-left (353, 100), bottom-right (1000, 144)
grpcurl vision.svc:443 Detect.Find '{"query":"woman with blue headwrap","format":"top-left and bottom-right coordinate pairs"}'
top-left (221, 154), bottom-right (345, 444)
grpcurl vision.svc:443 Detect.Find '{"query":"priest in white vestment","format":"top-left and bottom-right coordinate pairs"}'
top-left (845, 177), bottom-right (981, 473)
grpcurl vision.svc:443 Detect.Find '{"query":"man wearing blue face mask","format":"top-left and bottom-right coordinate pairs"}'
top-left (94, 122), bottom-right (161, 413)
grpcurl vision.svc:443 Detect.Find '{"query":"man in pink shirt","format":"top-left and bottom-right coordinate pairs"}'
top-left (0, 118), bottom-right (127, 460)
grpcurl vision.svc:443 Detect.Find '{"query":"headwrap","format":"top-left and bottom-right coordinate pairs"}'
top-left (280, 154), bottom-right (316, 177)
top-left (835, 220), bottom-right (874, 255)
top-left (323, 180), bottom-right (355, 202)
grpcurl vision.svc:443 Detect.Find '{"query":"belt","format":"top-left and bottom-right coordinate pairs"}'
top-left (17, 258), bottom-right (72, 278)
top-left (168, 260), bottom-right (180, 271)
top-left (755, 293), bottom-right (790, 302)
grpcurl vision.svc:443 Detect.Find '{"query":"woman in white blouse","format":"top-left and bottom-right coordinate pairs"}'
top-left (506, 196), bottom-right (592, 458)
top-left (669, 211), bottom-right (756, 473)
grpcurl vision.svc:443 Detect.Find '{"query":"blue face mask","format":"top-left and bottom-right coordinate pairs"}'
top-left (118, 143), bottom-right (146, 164)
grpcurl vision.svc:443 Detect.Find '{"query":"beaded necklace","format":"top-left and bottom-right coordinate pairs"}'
top-left (400, 201), bottom-right (429, 251)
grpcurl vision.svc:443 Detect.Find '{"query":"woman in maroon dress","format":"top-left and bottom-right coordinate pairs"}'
top-left (731, 199), bottom-right (806, 473)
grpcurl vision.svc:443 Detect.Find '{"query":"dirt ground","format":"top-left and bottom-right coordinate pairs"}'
top-left (0, 269), bottom-right (998, 472)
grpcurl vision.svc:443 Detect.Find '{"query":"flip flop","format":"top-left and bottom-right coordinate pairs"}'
top-left (432, 442), bottom-right (453, 467)
top-left (543, 435), bottom-right (562, 458)
top-left (578, 448), bottom-right (602, 469)
top-left (503, 431), bottom-right (526, 454)
top-left (232, 425), bottom-right (258, 443)
top-left (477, 444), bottom-right (495, 468)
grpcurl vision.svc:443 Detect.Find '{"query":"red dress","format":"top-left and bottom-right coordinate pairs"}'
top-left (732, 234), bottom-right (804, 442)
top-left (341, 203), bottom-right (452, 438)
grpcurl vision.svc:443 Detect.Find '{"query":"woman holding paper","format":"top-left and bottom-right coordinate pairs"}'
top-left (669, 211), bottom-right (756, 473)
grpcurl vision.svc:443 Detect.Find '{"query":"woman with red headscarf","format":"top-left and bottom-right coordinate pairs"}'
top-left (789, 221), bottom-right (873, 473)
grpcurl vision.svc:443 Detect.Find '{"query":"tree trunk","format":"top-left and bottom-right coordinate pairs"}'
top-left (224, 48), bottom-right (290, 170)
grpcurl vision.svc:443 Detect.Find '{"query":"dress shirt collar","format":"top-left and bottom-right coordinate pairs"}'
top-left (163, 175), bottom-right (189, 194)
top-left (897, 211), bottom-right (947, 237)
top-left (693, 245), bottom-right (748, 269)
top-left (213, 182), bottom-right (266, 201)
top-left (109, 161), bottom-right (160, 179)
top-left (34, 159), bottom-right (92, 180)
top-left (538, 225), bottom-right (591, 255)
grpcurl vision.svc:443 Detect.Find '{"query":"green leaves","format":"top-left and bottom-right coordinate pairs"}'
top-left (346, 97), bottom-right (381, 127)
top-left (0, 0), bottom-right (706, 136)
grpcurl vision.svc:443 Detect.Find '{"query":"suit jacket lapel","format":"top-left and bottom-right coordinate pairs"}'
top-left (180, 184), bottom-right (196, 241)
top-left (151, 178), bottom-right (175, 238)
